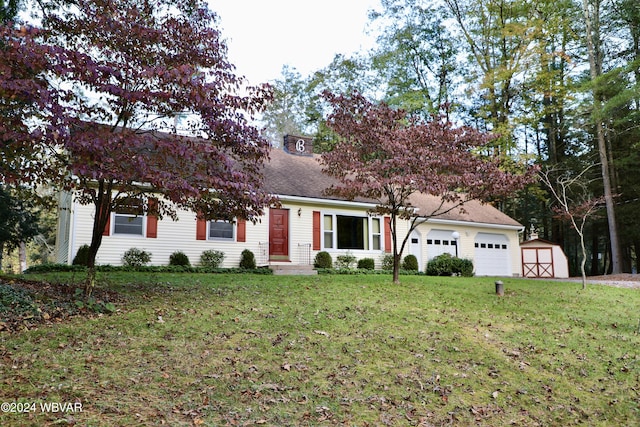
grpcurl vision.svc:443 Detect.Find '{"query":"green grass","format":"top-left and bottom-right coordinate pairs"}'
top-left (1, 273), bottom-right (639, 426)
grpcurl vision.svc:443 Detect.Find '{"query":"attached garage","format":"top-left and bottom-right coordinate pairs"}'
top-left (474, 233), bottom-right (511, 276)
top-left (426, 229), bottom-right (458, 259)
top-left (520, 238), bottom-right (569, 278)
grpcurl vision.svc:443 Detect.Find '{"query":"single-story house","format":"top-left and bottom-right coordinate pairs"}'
top-left (55, 135), bottom-right (525, 276)
top-left (520, 237), bottom-right (570, 278)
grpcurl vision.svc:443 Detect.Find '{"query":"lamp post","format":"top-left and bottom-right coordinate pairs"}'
top-left (451, 231), bottom-right (460, 258)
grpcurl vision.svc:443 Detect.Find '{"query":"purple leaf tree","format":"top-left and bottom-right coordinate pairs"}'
top-left (3, 0), bottom-right (275, 293)
top-left (321, 91), bottom-right (537, 283)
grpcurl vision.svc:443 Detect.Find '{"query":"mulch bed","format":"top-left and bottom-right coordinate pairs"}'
top-left (0, 276), bottom-right (123, 333)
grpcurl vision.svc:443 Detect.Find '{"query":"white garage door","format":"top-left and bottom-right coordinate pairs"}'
top-left (474, 233), bottom-right (510, 276)
top-left (426, 229), bottom-right (457, 259)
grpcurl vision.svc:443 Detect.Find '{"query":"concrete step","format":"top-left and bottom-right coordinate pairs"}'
top-left (271, 264), bottom-right (318, 276)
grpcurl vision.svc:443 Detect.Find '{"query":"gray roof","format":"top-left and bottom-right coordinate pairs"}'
top-left (263, 148), bottom-right (522, 228)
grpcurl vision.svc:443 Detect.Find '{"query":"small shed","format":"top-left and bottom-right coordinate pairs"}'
top-left (520, 238), bottom-right (569, 279)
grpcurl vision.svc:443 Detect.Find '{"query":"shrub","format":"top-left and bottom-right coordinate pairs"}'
top-left (200, 250), bottom-right (225, 268)
top-left (452, 257), bottom-right (474, 277)
top-left (122, 248), bottom-right (152, 267)
top-left (425, 253), bottom-right (474, 276)
top-left (426, 253), bottom-right (454, 276)
top-left (72, 245), bottom-right (90, 266)
top-left (169, 251), bottom-right (190, 266)
top-left (314, 251), bottom-right (333, 269)
top-left (357, 258), bottom-right (375, 270)
top-left (239, 249), bottom-right (256, 269)
top-left (402, 254), bottom-right (419, 271)
top-left (335, 252), bottom-right (356, 269)
top-left (380, 254), bottom-right (394, 270)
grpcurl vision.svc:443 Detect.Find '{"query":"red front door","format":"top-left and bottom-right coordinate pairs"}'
top-left (269, 208), bottom-right (289, 260)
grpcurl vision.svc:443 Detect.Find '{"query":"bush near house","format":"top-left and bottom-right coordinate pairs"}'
top-left (122, 248), bottom-right (152, 267)
top-left (169, 251), bottom-right (190, 266)
top-left (380, 254), bottom-right (394, 270)
top-left (453, 258), bottom-right (474, 277)
top-left (402, 254), bottom-right (419, 271)
top-left (200, 250), bottom-right (225, 268)
top-left (72, 244), bottom-right (90, 266)
top-left (22, 263), bottom-right (273, 275)
top-left (239, 249), bottom-right (256, 269)
top-left (335, 253), bottom-right (357, 269)
top-left (426, 253), bottom-right (474, 277)
top-left (357, 258), bottom-right (375, 270)
top-left (314, 251), bottom-right (333, 269)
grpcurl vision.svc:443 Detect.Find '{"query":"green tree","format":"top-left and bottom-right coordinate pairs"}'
top-left (0, 186), bottom-right (40, 271)
top-left (0, 0), bottom-right (20, 23)
top-left (306, 54), bottom-right (378, 152)
top-left (582, 0), bottom-right (623, 274)
top-left (369, 0), bottom-right (460, 117)
top-left (443, 0), bottom-right (539, 154)
top-left (260, 65), bottom-right (311, 147)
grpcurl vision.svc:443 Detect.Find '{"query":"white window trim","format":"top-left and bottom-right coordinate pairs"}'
top-left (111, 212), bottom-right (146, 238)
top-left (207, 219), bottom-right (236, 242)
top-left (321, 212), bottom-right (383, 252)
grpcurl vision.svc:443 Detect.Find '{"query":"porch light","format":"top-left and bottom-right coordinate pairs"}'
top-left (451, 231), bottom-right (460, 257)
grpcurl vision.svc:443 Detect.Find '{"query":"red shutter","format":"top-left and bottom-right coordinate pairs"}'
top-left (237, 219), bottom-right (246, 242)
top-left (146, 198), bottom-right (158, 238)
top-left (196, 216), bottom-right (207, 240)
top-left (312, 211), bottom-right (321, 250)
top-left (102, 214), bottom-right (111, 236)
top-left (384, 216), bottom-right (392, 253)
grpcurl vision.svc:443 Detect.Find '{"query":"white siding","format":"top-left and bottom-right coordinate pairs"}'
top-left (68, 200), bottom-right (268, 268)
top-left (62, 193), bottom-right (522, 275)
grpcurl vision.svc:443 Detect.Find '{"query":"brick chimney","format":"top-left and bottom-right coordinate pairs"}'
top-left (283, 134), bottom-right (313, 156)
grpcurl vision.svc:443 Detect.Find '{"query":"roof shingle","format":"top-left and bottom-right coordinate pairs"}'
top-left (263, 148), bottom-right (522, 227)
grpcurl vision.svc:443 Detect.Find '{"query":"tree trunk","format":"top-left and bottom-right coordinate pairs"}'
top-left (583, 0), bottom-right (623, 274)
top-left (577, 229), bottom-right (587, 290)
top-left (590, 227), bottom-right (600, 275)
top-left (85, 180), bottom-right (113, 297)
top-left (391, 215), bottom-right (401, 284)
top-left (19, 241), bottom-right (27, 272)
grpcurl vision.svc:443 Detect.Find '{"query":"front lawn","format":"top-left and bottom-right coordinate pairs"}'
top-left (1, 273), bottom-right (638, 426)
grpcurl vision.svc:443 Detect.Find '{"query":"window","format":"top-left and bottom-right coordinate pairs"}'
top-left (337, 215), bottom-right (366, 249)
top-left (371, 217), bottom-right (381, 250)
top-left (209, 220), bottom-right (234, 240)
top-left (323, 214), bottom-right (381, 250)
top-left (324, 215), bottom-right (333, 249)
top-left (114, 198), bottom-right (144, 235)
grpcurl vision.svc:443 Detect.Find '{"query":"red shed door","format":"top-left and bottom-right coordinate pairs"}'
top-left (269, 209), bottom-right (289, 261)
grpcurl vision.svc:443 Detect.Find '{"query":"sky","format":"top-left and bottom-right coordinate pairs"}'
top-left (209, 0), bottom-right (380, 85)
